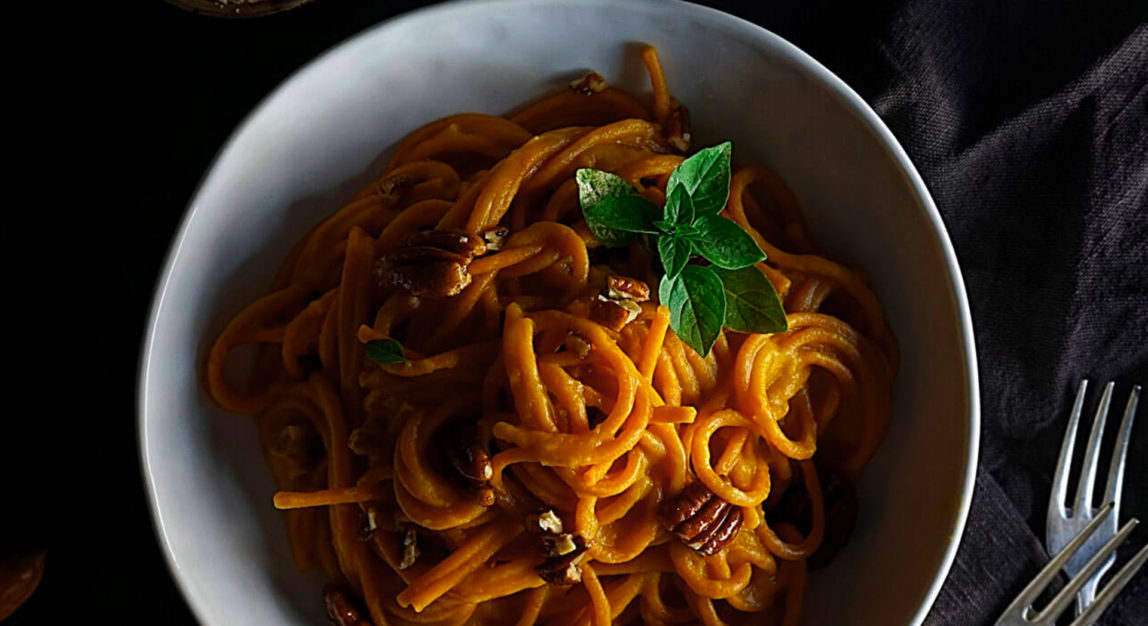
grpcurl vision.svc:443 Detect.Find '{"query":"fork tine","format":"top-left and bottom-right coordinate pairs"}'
top-left (1072, 382), bottom-right (1114, 516)
top-left (1069, 538), bottom-right (1148, 626)
top-left (1103, 385), bottom-right (1140, 521)
top-left (1041, 516), bottom-right (1138, 620)
top-left (1007, 503), bottom-right (1114, 611)
top-left (1051, 381), bottom-right (1089, 515)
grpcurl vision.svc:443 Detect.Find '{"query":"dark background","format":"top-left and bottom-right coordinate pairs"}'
top-left (11, 0), bottom-right (1145, 624)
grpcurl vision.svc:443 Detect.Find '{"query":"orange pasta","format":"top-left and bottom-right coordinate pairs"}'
top-left (205, 46), bottom-right (897, 626)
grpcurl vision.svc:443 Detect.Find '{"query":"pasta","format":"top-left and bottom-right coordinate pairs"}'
top-left (205, 46), bottom-right (897, 626)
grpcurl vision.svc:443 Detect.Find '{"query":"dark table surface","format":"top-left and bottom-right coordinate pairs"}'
top-left (13, 0), bottom-right (1145, 624)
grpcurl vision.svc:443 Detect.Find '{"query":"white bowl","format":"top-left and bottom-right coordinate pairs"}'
top-left (139, 1), bottom-right (979, 624)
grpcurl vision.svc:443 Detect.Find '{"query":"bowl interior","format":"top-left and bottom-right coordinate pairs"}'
top-left (140, 1), bottom-right (977, 624)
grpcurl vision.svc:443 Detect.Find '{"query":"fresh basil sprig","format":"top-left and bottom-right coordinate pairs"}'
top-left (577, 141), bottom-right (787, 356)
top-left (365, 338), bottom-right (409, 365)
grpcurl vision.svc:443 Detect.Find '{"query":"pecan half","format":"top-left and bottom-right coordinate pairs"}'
top-left (375, 229), bottom-right (486, 298)
top-left (591, 275), bottom-right (649, 331)
top-left (661, 481), bottom-right (743, 556)
top-left (606, 275), bottom-right (651, 302)
top-left (438, 420), bottom-right (495, 505)
top-left (324, 585), bottom-right (373, 626)
top-left (569, 72), bottom-right (607, 95)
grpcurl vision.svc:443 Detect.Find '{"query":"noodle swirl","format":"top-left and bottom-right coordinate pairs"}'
top-left (205, 46), bottom-right (896, 625)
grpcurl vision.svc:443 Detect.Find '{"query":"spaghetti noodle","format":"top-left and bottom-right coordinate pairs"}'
top-left (206, 46), bottom-right (897, 626)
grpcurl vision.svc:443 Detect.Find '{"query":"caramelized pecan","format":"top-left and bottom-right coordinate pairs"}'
top-left (535, 538), bottom-right (589, 584)
top-left (564, 332), bottom-right (592, 358)
top-left (569, 72), bottom-right (607, 95)
top-left (541, 533), bottom-right (584, 558)
top-left (357, 507), bottom-right (380, 541)
top-left (324, 585), bottom-right (373, 626)
top-left (591, 275), bottom-right (649, 331)
top-left (661, 481), bottom-right (743, 556)
top-left (591, 297), bottom-right (641, 331)
top-left (375, 229), bottom-right (486, 298)
top-left (526, 509), bottom-right (565, 535)
top-left (399, 528), bottom-right (420, 570)
top-left (527, 509), bottom-right (590, 584)
top-left (481, 226), bottom-right (510, 252)
top-left (438, 420), bottom-right (495, 505)
top-left (606, 275), bottom-right (651, 302)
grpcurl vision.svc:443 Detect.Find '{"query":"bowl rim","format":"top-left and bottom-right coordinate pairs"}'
top-left (137, 0), bottom-right (980, 623)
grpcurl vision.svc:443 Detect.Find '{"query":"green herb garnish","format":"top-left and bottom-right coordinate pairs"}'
top-left (364, 338), bottom-right (409, 365)
top-left (577, 141), bottom-right (787, 356)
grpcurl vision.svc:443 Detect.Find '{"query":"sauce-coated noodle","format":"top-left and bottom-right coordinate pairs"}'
top-left (206, 46), bottom-right (897, 625)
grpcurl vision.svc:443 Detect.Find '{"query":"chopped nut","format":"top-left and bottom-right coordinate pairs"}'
top-left (324, 584), bottom-right (374, 626)
top-left (592, 296), bottom-right (642, 331)
top-left (358, 507), bottom-right (380, 541)
top-left (606, 275), bottom-right (650, 302)
top-left (375, 229), bottom-right (486, 298)
top-left (481, 226), bottom-right (510, 252)
top-left (592, 275), bottom-right (649, 331)
top-left (661, 481), bottom-right (744, 556)
top-left (564, 333), bottom-right (592, 358)
top-left (541, 533), bottom-right (580, 557)
top-left (568, 72), bottom-right (607, 95)
top-left (527, 509), bottom-right (565, 535)
top-left (399, 528), bottom-right (420, 570)
top-left (535, 540), bottom-right (589, 585)
top-left (438, 420), bottom-right (494, 493)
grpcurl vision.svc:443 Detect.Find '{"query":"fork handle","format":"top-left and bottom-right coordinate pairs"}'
top-left (1075, 578), bottom-right (1099, 624)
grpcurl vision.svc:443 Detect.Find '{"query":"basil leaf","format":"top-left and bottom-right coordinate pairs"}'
top-left (691, 215), bottom-right (767, 269)
top-left (582, 195), bottom-right (662, 246)
top-left (713, 266), bottom-right (788, 334)
top-left (665, 142), bottom-right (731, 216)
top-left (665, 185), bottom-right (696, 226)
top-left (653, 219), bottom-right (675, 234)
top-left (657, 233), bottom-right (692, 280)
top-left (365, 338), bottom-right (409, 365)
top-left (576, 168), bottom-right (638, 206)
top-left (676, 224), bottom-right (700, 238)
top-left (661, 265), bottom-right (726, 357)
top-left (576, 168), bottom-right (659, 246)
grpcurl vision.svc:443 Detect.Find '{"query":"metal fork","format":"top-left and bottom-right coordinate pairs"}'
top-left (1046, 381), bottom-right (1141, 619)
top-left (996, 503), bottom-right (1148, 626)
